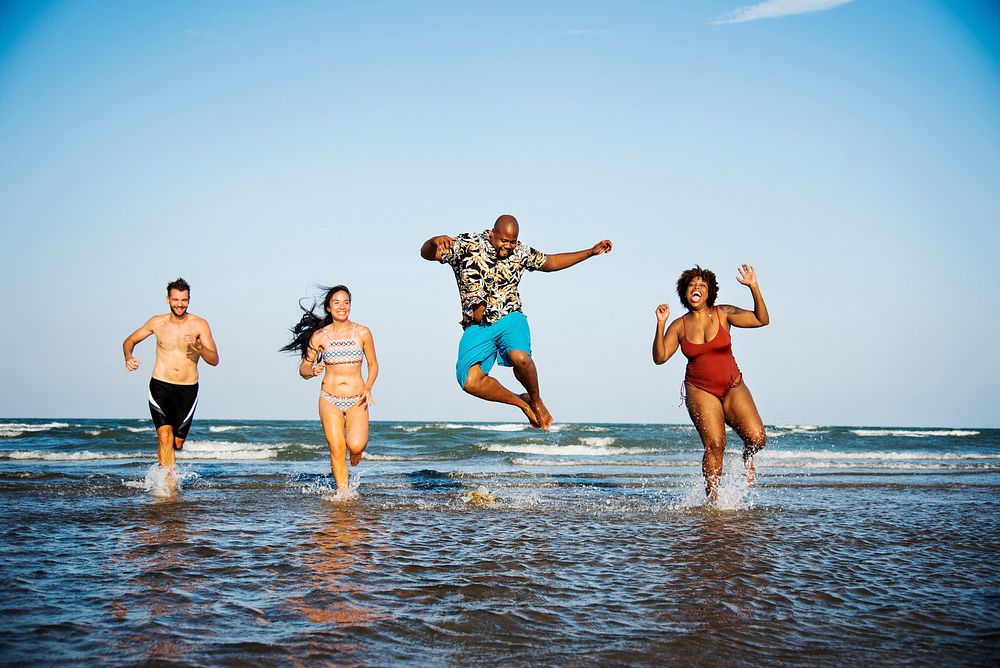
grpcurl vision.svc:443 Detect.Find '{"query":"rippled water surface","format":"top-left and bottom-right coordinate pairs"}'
top-left (2, 419), bottom-right (998, 665)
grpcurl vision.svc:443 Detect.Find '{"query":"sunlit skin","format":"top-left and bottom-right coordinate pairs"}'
top-left (123, 288), bottom-right (219, 471)
top-left (652, 264), bottom-right (769, 500)
top-left (421, 214), bottom-right (612, 430)
top-left (299, 290), bottom-right (379, 491)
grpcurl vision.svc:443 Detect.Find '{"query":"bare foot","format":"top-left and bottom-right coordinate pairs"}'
top-left (518, 394), bottom-right (541, 428)
top-left (531, 398), bottom-right (553, 430)
top-left (744, 456), bottom-right (756, 485)
top-left (350, 450), bottom-right (363, 467)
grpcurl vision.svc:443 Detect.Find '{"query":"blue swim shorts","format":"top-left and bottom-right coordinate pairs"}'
top-left (455, 311), bottom-right (532, 388)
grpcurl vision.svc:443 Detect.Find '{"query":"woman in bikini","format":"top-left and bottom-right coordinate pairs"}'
top-left (282, 285), bottom-right (379, 493)
top-left (652, 264), bottom-right (769, 500)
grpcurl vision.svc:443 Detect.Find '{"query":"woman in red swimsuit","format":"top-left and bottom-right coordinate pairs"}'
top-left (652, 264), bottom-right (769, 500)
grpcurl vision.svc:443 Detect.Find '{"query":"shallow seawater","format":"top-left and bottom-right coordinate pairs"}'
top-left (1, 420), bottom-right (998, 665)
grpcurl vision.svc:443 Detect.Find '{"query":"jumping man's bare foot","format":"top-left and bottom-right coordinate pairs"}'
top-left (518, 394), bottom-right (541, 428)
top-left (744, 455), bottom-right (756, 485)
top-left (530, 398), bottom-right (553, 430)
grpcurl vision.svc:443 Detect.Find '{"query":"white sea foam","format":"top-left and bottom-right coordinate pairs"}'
top-left (126, 427), bottom-right (153, 433)
top-left (484, 443), bottom-right (657, 456)
top-left (0, 422), bottom-right (70, 438)
top-left (85, 430), bottom-right (101, 436)
top-left (580, 436), bottom-right (616, 447)
top-left (175, 440), bottom-right (281, 460)
top-left (208, 425), bottom-right (241, 433)
top-left (850, 429), bottom-right (979, 438)
top-left (3, 450), bottom-right (149, 461)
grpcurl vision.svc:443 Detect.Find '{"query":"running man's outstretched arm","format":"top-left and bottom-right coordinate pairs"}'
top-left (537, 240), bottom-right (612, 272)
top-left (722, 264), bottom-right (769, 328)
top-left (123, 318), bottom-right (156, 371)
top-left (421, 235), bottom-right (456, 261)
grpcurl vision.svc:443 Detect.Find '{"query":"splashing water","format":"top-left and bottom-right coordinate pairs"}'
top-left (462, 485), bottom-right (497, 506)
top-left (124, 463), bottom-right (198, 497)
top-left (671, 469), bottom-right (757, 510)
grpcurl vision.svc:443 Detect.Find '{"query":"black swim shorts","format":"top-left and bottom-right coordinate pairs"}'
top-left (148, 378), bottom-right (199, 439)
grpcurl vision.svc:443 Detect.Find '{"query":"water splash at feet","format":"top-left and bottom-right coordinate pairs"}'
top-left (125, 463), bottom-right (198, 497)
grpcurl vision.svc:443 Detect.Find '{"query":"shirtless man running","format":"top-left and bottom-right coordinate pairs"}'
top-left (123, 278), bottom-right (219, 469)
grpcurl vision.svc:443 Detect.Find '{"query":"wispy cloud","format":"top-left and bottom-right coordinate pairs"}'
top-left (185, 29), bottom-right (216, 39)
top-left (712, 0), bottom-right (855, 25)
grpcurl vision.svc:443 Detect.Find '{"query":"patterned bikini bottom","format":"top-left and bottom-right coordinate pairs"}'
top-left (320, 391), bottom-right (362, 413)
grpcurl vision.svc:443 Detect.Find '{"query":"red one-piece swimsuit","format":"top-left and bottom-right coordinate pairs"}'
top-left (681, 310), bottom-right (743, 401)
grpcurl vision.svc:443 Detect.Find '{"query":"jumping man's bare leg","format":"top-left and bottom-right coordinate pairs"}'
top-left (463, 364), bottom-right (541, 428)
top-left (507, 350), bottom-right (553, 430)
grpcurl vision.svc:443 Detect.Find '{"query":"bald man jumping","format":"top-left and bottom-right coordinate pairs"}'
top-left (421, 214), bottom-right (612, 429)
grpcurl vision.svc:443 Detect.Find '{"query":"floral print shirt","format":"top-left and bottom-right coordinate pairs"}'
top-left (439, 230), bottom-right (547, 327)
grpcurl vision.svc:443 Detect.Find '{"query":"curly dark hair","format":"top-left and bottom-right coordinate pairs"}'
top-left (676, 266), bottom-right (718, 310)
top-left (280, 285), bottom-right (352, 359)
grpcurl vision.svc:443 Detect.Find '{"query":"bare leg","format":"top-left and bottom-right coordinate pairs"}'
top-left (173, 437), bottom-right (185, 451)
top-left (345, 400), bottom-right (370, 467)
top-left (723, 381), bottom-right (766, 485)
top-left (156, 425), bottom-right (177, 468)
top-left (463, 364), bottom-right (541, 428)
top-left (318, 397), bottom-right (349, 491)
top-left (507, 350), bottom-right (552, 429)
top-left (685, 384), bottom-right (727, 500)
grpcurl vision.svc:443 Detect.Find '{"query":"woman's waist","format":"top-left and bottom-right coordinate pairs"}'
top-left (320, 375), bottom-right (365, 395)
top-left (685, 354), bottom-right (740, 377)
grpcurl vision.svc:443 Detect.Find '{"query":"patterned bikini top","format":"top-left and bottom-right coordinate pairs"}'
top-left (319, 325), bottom-right (364, 365)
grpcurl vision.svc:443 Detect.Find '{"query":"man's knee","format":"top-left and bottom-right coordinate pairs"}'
top-left (506, 349), bottom-right (532, 368)
top-left (462, 363), bottom-right (488, 393)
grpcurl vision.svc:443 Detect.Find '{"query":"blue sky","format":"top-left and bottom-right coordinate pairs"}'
top-left (1, 0), bottom-right (998, 427)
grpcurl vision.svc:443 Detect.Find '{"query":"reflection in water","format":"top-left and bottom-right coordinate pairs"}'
top-left (108, 499), bottom-right (202, 663)
top-left (287, 506), bottom-right (388, 629)
top-left (659, 511), bottom-right (767, 633)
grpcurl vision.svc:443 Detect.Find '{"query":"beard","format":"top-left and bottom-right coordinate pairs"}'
top-left (172, 305), bottom-right (188, 317)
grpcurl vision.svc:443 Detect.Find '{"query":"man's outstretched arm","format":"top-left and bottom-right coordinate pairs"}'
top-left (421, 235), bottom-right (455, 261)
top-left (537, 240), bottom-right (612, 272)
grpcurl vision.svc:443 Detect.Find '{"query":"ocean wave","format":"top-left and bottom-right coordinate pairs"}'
top-left (849, 429), bottom-right (979, 438)
top-left (2, 450), bottom-right (148, 461)
top-left (760, 450), bottom-right (999, 461)
top-left (510, 458), bottom-right (682, 467)
top-left (208, 425), bottom-right (243, 433)
top-left (580, 437), bottom-right (616, 447)
top-left (484, 444), bottom-right (657, 457)
top-left (126, 427), bottom-right (153, 433)
top-left (0, 422), bottom-right (70, 438)
top-left (175, 440), bottom-right (282, 460)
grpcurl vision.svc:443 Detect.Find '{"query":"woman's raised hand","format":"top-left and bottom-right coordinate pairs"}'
top-left (737, 264), bottom-right (758, 288)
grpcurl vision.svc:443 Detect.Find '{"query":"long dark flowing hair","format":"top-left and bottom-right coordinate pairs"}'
top-left (280, 285), bottom-right (352, 359)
